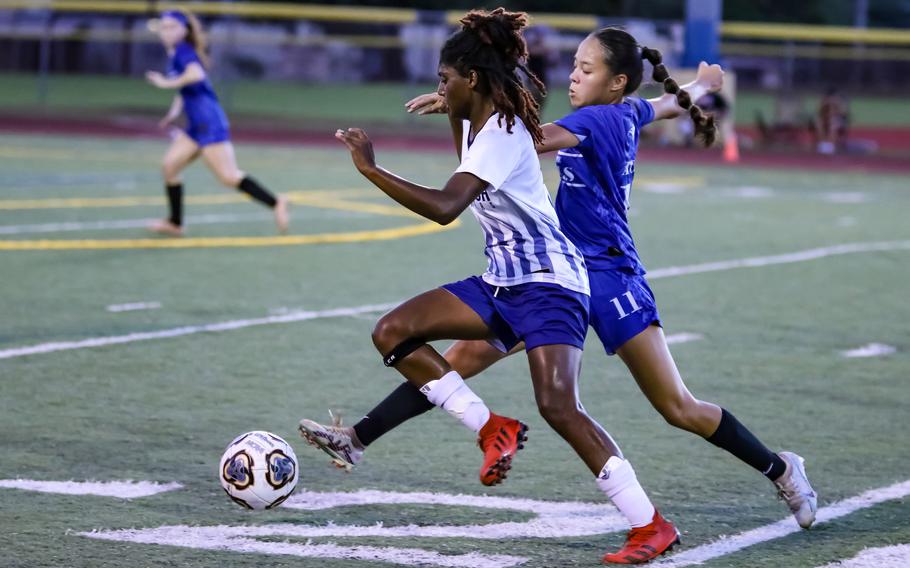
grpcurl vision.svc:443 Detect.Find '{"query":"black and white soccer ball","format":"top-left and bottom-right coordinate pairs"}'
top-left (219, 430), bottom-right (299, 510)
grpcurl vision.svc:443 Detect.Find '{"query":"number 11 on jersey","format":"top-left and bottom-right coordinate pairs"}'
top-left (610, 291), bottom-right (642, 320)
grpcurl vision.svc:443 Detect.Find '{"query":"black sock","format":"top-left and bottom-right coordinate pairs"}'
top-left (707, 408), bottom-right (787, 480)
top-left (166, 183), bottom-right (183, 226)
top-left (237, 175), bottom-right (277, 208)
top-left (352, 381), bottom-right (435, 447)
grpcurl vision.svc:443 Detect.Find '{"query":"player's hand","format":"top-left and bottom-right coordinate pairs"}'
top-left (335, 128), bottom-right (376, 174)
top-left (695, 61), bottom-right (724, 93)
top-left (405, 93), bottom-right (447, 115)
top-left (145, 71), bottom-right (168, 89)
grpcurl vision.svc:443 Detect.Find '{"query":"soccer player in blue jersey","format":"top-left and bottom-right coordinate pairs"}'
top-left (145, 9), bottom-right (288, 237)
top-left (318, 9), bottom-right (679, 561)
top-left (303, 26), bottom-right (818, 564)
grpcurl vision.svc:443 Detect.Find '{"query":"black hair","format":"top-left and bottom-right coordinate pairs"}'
top-left (592, 27), bottom-right (717, 146)
top-left (439, 8), bottom-right (545, 145)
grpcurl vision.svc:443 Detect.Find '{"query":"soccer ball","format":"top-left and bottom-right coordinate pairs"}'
top-left (219, 430), bottom-right (299, 510)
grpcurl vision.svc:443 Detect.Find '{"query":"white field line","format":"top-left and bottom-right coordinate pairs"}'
top-left (0, 303), bottom-right (397, 360)
top-left (647, 240), bottom-right (910, 280)
top-left (81, 489), bottom-right (627, 567)
top-left (279, 488), bottom-right (628, 538)
top-left (639, 182), bottom-right (690, 194)
top-left (106, 301), bottom-right (161, 313)
top-left (0, 213), bottom-right (271, 234)
top-left (0, 210), bottom-right (365, 235)
top-left (840, 343), bottom-right (897, 358)
top-left (665, 332), bottom-right (703, 345)
top-left (0, 479), bottom-right (182, 499)
top-left (823, 192), bottom-right (868, 204)
top-left (657, 479), bottom-right (910, 567)
top-left (3, 240), bottom-right (910, 362)
top-left (80, 531), bottom-right (526, 568)
top-left (816, 544), bottom-right (910, 568)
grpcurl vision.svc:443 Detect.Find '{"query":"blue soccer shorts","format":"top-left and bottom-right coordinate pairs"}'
top-left (442, 275), bottom-right (590, 352)
top-left (588, 269), bottom-right (661, 355)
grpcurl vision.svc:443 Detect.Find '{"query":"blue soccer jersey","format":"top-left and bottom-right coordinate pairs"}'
top-left (168, 41), bottom-right (229, 144)
top-left (553, 97), bottom-right (655, 274)
top-left (455, 114), bottom-right (589, 296)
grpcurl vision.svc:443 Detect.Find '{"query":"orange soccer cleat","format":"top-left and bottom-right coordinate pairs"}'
top-left (603, 510), bottom-right (681, 564)
top-left (477, 413), bottom-right (528, 486)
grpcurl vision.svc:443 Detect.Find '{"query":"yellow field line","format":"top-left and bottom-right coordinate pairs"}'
top-left (295, 195), bottom-right (420, 219)
top-left (0, 189), bottom-right (380, 211)
top-left (0, 218), bottom-right (460, 250)
top-left (0, 188), bottom-right (442, 250)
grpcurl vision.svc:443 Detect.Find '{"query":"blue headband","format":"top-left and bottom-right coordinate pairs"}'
top-left (161, 10), bottom-right (188, 26)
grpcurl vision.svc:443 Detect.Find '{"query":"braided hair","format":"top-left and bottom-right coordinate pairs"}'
top-left (440, 8), bottom-right (546, 145)
top-left (592, 28), bottom-right (716, 146)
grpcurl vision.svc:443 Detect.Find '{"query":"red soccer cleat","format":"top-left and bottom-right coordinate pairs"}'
top-left (603, 510), bottom-right (681, 564)
top-left (477, 413), bottom-right (528, 486)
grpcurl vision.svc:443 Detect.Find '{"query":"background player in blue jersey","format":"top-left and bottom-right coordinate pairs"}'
top-left (303, 26), bottom-right (817, 564)
top-left (313, 10), bottom-right (680, 562)
top-left (145, 9), bottom-right (288, 237)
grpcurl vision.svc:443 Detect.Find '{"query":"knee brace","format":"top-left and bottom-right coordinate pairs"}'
top-left (383, 337), bottom-right (426, 367)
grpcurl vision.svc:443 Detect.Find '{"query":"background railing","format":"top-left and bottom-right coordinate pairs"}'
top-left (2, 1), bottom-right (908, 88)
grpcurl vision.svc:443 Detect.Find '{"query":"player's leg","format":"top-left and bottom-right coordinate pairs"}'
top-left (299, 339), bottom-right (518, 471)
top-left (617, 324), bottom-right (817, 528)
top-left (375, 286), bottom-right (532, 486)
top-left (526, 343), bottom-right (680, 564)
top-left (200, 141), bottom-right (289, 232)
top-left (617, 325), bottom-right (722, 436)
top-left (151, 131), bottom-right (199, 236)
top-left (303, 280), bottom-right (527, 485)
top-left (359, 340), bottom-right (516, 445)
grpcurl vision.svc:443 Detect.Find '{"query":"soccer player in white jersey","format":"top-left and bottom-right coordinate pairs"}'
top-left (318, 8), bottom-right (681, 563)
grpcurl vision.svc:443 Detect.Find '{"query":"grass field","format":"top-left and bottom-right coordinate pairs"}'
top-left (0, 132), bottom-right (908, 568)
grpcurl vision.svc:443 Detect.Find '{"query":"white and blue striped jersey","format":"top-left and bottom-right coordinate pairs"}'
top-left (454, 114), bottom-right (589, 296)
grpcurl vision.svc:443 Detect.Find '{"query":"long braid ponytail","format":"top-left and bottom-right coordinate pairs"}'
top-left (641, 47), bottom-right (716, 147)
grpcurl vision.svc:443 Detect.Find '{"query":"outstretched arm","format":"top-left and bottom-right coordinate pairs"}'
top-left (405, 93), bottom-right (581, 155)
top-left (648, 61), bottom-right (724, 121)
top-left (336, 127), bottom-right (486, 225)
top-left (536, 123), bottom-right (580, 154)
top-left (146, 62), bottom-right (206, 90)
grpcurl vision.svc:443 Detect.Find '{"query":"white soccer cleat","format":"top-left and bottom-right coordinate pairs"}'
top-left (774, 451), bottom-right (818, 529)
top-left (298, 411), bottom-right (363, 472)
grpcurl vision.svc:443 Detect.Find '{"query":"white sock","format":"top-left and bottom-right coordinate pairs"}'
top-left (596, 456), bottom-right (656, 528)
top-left (420, 371), bottom-right (490, 432)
